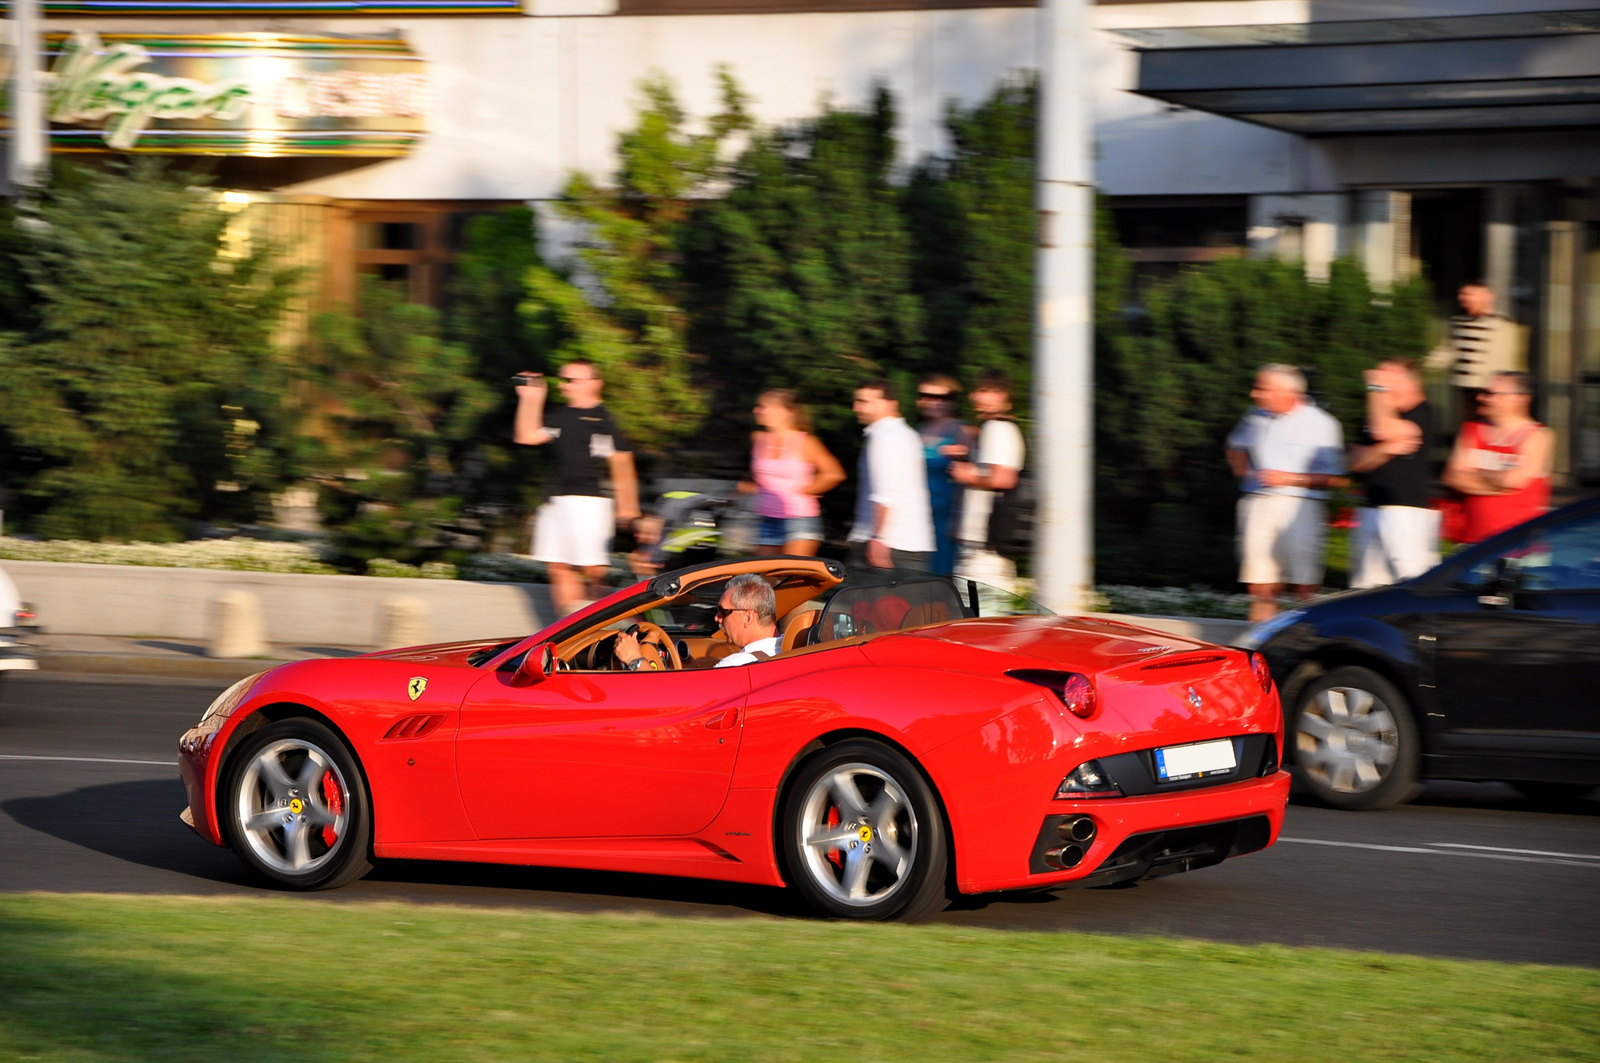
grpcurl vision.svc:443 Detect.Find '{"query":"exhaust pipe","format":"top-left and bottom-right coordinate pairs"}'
top-left (1059, 815), bottom-right (1097, 844)
top-left (1044, 844), bottom-right (1085, 870)
top-left (1043, 816), bottom-right (1098, 870)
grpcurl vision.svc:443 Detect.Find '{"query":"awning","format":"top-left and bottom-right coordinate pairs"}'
top-left (1121, 9), bottom-right (1600, 136)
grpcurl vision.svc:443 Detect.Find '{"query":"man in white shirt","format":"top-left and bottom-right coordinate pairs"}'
top-left (848, 380), bottom-right (935, 571)
top-left (615, 573), bottom-right (780, 670)
top-left (951, 371), bottom-right (1026, 592)
top-left (1226, 364), bottom-right (1347, 622)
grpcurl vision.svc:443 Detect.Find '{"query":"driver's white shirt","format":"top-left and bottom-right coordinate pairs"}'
top-left (716, 636), bottom-right (781, 668)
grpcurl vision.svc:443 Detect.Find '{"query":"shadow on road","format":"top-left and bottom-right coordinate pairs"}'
top-left (3, 778), bottom-right (252, 886)
top-left (1289, 778), bottom-right (1600, 816)
top-left (4, 778), bottom-right (804, 916)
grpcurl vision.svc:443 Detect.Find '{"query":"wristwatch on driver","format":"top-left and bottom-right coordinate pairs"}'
top-left (626, 656), bottom-right (658, 672)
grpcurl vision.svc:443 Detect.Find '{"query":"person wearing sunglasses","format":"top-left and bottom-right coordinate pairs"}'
top-left (615, 573), bottom-right (779, 670)
top-left (1443, 370), bottom-right (1552, 544)
top-left (514, 361), bottom-right (641, 616)
top-left (915, 374), bottom-right (971, 576)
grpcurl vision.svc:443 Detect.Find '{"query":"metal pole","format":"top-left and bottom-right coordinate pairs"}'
top-left (9, 0), bottom-right (48, 189)
top-left (1032, 0), bottom-right (1094, 613)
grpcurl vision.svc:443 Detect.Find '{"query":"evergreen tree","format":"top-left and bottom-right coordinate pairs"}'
top-left (683, 84), bottom-right (925, 459)
top-left (1094, 251), bottom-right (1431, 585)
top-left (522, 71), bottom-right (749, 454)
top-left (444, 205), bottom-right (557, 531)
top-left (301, 279), bottom-right (497, 567)
top-left (0, 161), bottom-right (297, 540)
top-left (905, 78), bottom-right (1037, 408)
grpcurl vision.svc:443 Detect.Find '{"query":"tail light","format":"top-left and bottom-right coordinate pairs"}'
top-left (1008, 669), bottom-right (1097, 719)
top-left (1248, 651), bottom-right (1273, 693)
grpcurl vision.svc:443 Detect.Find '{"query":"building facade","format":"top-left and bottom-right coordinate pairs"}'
top-left (11, 0), bottom-right (1600, 484)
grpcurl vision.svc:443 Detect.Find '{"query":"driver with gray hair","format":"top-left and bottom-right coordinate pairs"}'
top-left (614, 572), bottom-right (781, 670)
top-left (710, 573), bottom-right (781, 667)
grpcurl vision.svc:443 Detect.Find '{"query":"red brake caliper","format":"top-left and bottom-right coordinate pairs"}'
top-left (826, 806), bottom-right (843, 870)
top-left (320, 770), bottom-right (344, 847)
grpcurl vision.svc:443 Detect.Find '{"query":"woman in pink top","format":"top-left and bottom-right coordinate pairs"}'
top-left (1444, 371), bottom-right (1552, 543)
top-left (746, 389), bottom-right (845, 556)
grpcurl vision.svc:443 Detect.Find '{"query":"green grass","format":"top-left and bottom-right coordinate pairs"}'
top-left (1, 894), bottom-right (1596, 1062)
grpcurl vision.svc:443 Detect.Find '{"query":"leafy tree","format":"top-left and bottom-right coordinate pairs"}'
top-left (682, 84), bottom-right (926, 461)
top-left (905, 77), bottom-right (1037, 409)
top-left (301, 279), bottom-right (496, 567)
top-left (443, 206), bottom-right (560, 543)
top-left (0, 160), bottom-right (297, 540)
top-left (522, 71), bottom-right (751, 454)
top-left (1094, 249), bottom-right (1431, 585)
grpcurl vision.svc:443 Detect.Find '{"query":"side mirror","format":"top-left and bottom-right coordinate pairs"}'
top-left (1477, 557), bottom-right (1514, 608)
top-left (511, 642), bottom-right (558, 687)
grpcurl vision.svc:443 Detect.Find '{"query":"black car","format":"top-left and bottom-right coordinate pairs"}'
top-left (1240, 495), bottom-right (1600, 810)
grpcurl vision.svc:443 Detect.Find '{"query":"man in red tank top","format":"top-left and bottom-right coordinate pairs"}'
top-left (1442, 371), bottom-right (1552, 544)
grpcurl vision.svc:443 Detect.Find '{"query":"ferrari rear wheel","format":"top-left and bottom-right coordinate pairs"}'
top-left (222, 718), bottom-right (372, 890)
top-left (781, 740), bottom-right (948, 922)
top-left (1292, 666), bottom-right (1419, 811)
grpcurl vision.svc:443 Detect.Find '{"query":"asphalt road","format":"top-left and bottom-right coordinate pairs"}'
top-left (3, 672), bottom-right (1597, 968)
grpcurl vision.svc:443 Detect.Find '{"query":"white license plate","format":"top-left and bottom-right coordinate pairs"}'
top-left (1154, 739), bottom-right (1237, 782)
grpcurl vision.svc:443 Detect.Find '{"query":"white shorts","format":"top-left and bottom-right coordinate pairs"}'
top-left (1238, 493), bottom-right (1326, 588)
top-left (533, 495), bottom-right (614, 569)
top-left (1352, 505), bottom-right (1440, 589)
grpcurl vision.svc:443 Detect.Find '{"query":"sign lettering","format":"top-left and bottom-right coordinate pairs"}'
top-left (47, 32), bottom-right (252, 150)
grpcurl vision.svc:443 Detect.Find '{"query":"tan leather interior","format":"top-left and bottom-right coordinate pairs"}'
top-left (902, 601), bottom-right (952, 628)
top-left (549, 558), bottom-right (844, 670)
top-left (780, 604), bottom-right (823, 652)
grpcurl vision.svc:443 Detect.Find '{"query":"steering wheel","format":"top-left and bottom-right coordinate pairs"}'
top-left (619, 620), bottom-right (683, 671)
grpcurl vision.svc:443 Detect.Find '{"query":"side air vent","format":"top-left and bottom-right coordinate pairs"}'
top-left (382, 714), bottom-right (447, 741)
top-left (1140, 653), bottom-right (1229, 671)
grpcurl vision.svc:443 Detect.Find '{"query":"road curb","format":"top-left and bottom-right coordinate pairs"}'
top-left (34, 652), bottom-right (288, 682)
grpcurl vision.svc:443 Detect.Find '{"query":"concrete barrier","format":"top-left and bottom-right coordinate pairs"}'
top-left (377, 596), bottom-right (432, 649)
top-left (208, 590), bottom-right (266, 658)
top-left (4, 561), bottom-right (553, 648)
top-left (2, 558), bottom-right (1249, 651)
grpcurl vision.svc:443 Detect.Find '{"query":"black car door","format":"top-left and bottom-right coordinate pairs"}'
top-left (1429, 508), bottom-right (1600, 755)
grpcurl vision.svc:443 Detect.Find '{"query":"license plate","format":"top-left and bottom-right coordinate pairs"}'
top-left (1154, 739), bottom-right (1237, 782)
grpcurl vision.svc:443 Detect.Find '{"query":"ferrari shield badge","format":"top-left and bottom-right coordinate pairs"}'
top-left (407, 676), bottom-right (428, 702)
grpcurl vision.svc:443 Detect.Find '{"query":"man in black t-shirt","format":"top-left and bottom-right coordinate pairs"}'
top-left (514, 360), bottom-right (640, 616)
top-left (1348, 357), bottom-right (1438, 588)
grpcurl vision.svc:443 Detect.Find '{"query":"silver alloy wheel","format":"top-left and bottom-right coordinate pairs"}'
top-left (234, 737), bottom-right (351, 875)
top-left (796, 762), bottom-right (918, 907)
top-left (1296, 686), bottom-right (1399, 794)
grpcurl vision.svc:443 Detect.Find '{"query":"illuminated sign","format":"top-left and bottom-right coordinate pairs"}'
top-left (43, 1), bottom-right (521, 13)
top-left (41, 32), bottom-right (428, 157)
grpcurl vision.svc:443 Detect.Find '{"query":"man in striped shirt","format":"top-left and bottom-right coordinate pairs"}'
top-left (1429, 281), bottom-right (1520, 428)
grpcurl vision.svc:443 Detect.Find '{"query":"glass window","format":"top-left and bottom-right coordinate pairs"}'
top-left (1470, 511), bottom-right (1600, 592)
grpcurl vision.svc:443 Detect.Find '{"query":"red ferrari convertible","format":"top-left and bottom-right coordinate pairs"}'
top-left (179, 556), bottom-right (1289, 920)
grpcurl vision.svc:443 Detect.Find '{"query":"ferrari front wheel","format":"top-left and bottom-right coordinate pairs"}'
top-left (781, 740), bottom-right (948, 922)
top-left (221, 718), bottom-right (372, 890)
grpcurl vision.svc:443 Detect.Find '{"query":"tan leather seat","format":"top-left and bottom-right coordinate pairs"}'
top-left (901, 601), bottom-right (951, 628)
top-left (780, 609), bottom-right (821, 652)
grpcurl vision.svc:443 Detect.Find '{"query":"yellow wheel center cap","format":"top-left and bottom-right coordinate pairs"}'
top-left (288, 798), bottom-right (304, 815)
top-left (857, 825), bottom-right (873, 843)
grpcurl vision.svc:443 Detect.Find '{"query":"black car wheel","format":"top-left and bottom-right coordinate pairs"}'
top-left (221, 718), bottom-right (373, 890)
top-left (1291, 666), bottom-right (1420, 810)
top-left (781, 740), bottom-right (949, 921)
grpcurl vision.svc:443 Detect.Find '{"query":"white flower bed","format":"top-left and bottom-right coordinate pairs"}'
top-left (0, 536), bottom-right (338, 574)
top-left (0, 536), bottom-right (554, 584)
top-left (1093, 584), bottom-right (1252, 620)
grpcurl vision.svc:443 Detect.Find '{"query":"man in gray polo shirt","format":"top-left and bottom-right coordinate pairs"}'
top-left (1226, 364), bottom-right (1346, 622)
